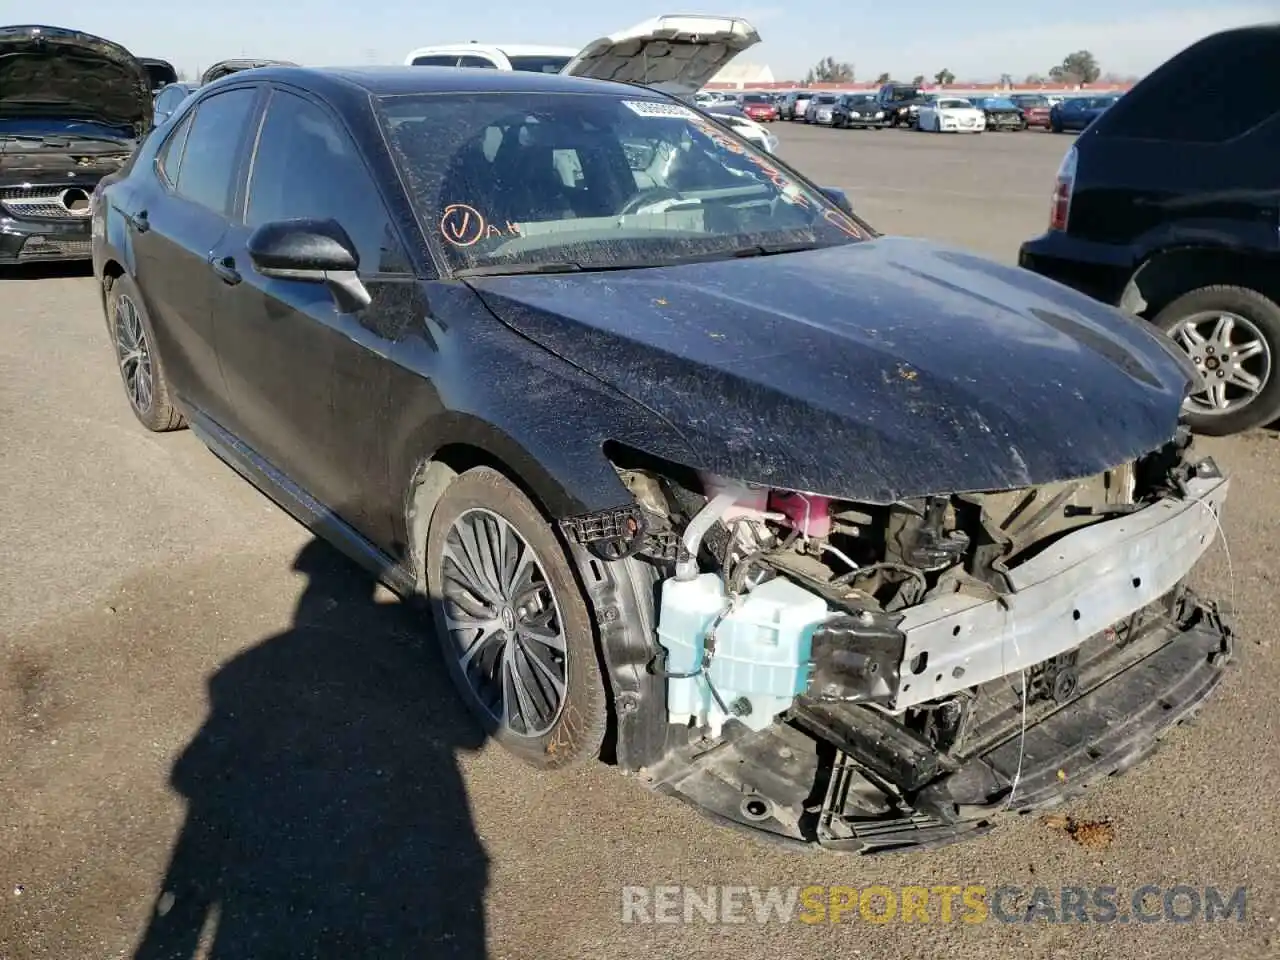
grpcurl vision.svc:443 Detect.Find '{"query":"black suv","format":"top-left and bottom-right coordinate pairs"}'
top-left (1019, 24), bottom-right (1280, 436)
top-left (0, 25), bottom-right (150, 265)
top-left (875, 82), bottom-right (928, 127)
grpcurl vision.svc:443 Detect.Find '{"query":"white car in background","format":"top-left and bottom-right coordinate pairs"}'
top-left (917, 96), bottom-right (986, 133)
top-left (404, 14), bottom-right (759, 98)
top-left (701, 104), bottom-right (780, 153)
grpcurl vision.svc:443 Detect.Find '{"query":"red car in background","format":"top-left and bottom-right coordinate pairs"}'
top-left (738, 92), bottom-right (778, 121)
top-left (1011, 94), bottom-right (1051, 128)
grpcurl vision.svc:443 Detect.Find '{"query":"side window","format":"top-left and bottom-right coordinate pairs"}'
top-left (411, 55), bottom-right (460, 66)
top-left (245, 89), bottom-right (411, 275)
top-left (1097, 30), bottom-right (1280, 143)
top-left (457, 55), bottom-right (499, 68)
top-left (156, 111), bottom-right (193, 187)
top-left (174, 88), bottom-right (257, 214)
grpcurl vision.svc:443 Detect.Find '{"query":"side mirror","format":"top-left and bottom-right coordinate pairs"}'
top-left (820, 187), bottom-right (855, 216)
top-left (246, 218), bottom-right (371, 313)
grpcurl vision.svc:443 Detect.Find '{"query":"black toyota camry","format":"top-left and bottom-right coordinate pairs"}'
top-left (92, 65), bottom-right (1235, 853)
top-left (0, 25), bottom-right (150, 265)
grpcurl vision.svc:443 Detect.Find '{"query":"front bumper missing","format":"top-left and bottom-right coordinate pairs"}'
top-left (889, 471), bottom-right (1228, 709)
top-left (642, 586), bottom-right (1234, 853)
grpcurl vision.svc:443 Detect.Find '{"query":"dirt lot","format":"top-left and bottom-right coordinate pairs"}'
top-left (2, 124), bottom-right (1278, 960)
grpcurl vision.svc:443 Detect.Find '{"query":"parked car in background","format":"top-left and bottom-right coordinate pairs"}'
top-left (917, 97), bottom-right (986, 133)
top-left (969, 96), bottom-right (1026, 130)
top-left (701, 102), bottom-right (780, 153)
top-left (780, 89), bottom-right (815, 120)
top-left (404, 15), bottom-right (759, 98)
top-left (1048, 95), bottom-right (1118, 133)
top-left (1009, 94), bottom-right (1051, 128)
top-left (200, 59), bottom-right (297, 84)
top-left (876, 81), bottom-right (928, 127)
top-left (1021, 24), bottom-right (1280, 435)
top-left (152, 82), bottom-right (200, 125)
top-left (831, 93), bottom-right (887, 129)
top-left (0, 24), bottom-right (150, 265)
top-left (138, 58), bottom-right (178, 94)
top-left (91, 63), bottom-right (1235, 855)
top-left (804, 92), bottom-right (839, 125)
top-left (737, 92), bottom-right (778, 122)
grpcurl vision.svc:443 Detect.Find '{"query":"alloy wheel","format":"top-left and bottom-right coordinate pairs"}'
top-left (1172, 309), bottom-right (1272, 416)
top-left (114, 294), bottom-right (154, 415)
top-left (439, 508), bottom-right (569, 737)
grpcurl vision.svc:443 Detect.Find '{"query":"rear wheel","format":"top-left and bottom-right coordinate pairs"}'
top-left (1154, 285), bottom-right (1280, 436)
top-left (425, 466), bottom-right (608, 769)
top-left (106, 273), bottom-right (186, 432)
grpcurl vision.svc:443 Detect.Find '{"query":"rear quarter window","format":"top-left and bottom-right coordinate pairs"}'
top-left (1093, 27), bottom-right (1280, 143)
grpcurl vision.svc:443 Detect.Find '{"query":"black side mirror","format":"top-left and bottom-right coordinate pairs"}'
top-left (246, 217), bottom-right (371, 313)
top-left (820, 187), bottom-right (855, 216)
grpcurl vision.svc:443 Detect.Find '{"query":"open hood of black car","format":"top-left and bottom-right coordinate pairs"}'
top-left (468, 237), bottom-right (1196, 503)
top-left (138, 57), bottom-right (178, 92)
top-left (0, 25), bottom-right (150, 131)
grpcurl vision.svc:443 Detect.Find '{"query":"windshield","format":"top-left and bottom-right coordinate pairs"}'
top-left (889, 86), bottom-right (922, 100)
top-left (938, 99), bottom-right (972, 109)
top-left (378, 91), bottom-right (870, 275)
top-left (741, 94), bottom-right (771, 103)
top-left (506, 55), bottom-right (573, 74)
top-left (0, 117), bottom-right (134, 140)
top-left (813, 94), bottom-right (837, 104)
top-left (983, 98), bottom-right (1016, 109)
top-left (1014, 95), bottom-right (1047, 107)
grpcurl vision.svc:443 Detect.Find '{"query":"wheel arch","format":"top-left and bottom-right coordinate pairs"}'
top-left (1121, 246), bottom-right (1280, 319)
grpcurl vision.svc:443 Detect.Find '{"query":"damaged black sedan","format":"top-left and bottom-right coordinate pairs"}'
top-left (0, 25), bottom-right (151, 264)
top-left (92, 65), bottom-right (1234, 853)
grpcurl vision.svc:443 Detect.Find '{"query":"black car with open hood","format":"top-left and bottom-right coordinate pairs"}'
top-left (92, 65), bottom-right (1237, 855)
top-left (138, 57), bottom-right (178, 93)
top-left (0, 25), bottom-right (149, 264)
top-left (199, 58), bottom-right (297, 85)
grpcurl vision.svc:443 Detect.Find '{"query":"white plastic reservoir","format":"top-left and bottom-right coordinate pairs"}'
top-left (656, 573), bottom-right (831, 733)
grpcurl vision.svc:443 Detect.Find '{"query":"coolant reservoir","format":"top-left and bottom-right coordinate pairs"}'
top-left (656, 574), bottom-right (831, 734)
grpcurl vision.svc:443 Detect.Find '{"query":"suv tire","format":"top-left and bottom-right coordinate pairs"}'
top-left (1153, 284), bottom-right (1280, 436)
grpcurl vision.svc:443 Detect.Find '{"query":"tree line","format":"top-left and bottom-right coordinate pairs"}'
top-left (804, 50), bottom-right (1116, 86)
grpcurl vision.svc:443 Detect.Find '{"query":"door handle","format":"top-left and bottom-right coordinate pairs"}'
top-left (208, 254), bottom-right (241, 286)
top-left (125, 209), bottom-right (149, 233)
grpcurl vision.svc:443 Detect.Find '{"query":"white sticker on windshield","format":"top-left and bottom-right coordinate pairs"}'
top-left (621, 100), bottom-right (696, 119)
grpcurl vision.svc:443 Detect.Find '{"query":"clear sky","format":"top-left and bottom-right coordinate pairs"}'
top-left (2, 0), bottom-right (1272, 82)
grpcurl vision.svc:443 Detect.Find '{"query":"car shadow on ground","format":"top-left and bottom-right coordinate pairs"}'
top-left (133, 538), bottom-right (491, 960)
top-left (0, 261), bottom-right (94, 280)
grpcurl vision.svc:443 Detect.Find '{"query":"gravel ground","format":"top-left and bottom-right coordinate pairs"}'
top-left (1, 122), bottom-right (1277, 960)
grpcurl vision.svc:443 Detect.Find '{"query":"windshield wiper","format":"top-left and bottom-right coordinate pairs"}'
top-left (454, 261), bottom-right (585, 278)
top-left (0, 134), bottom-right (68, 146)
top-left (728, 239), bottom-right (822, 258)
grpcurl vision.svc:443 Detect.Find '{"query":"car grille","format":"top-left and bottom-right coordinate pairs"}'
top-left (17, 236), bottom-right (93, 260)
top-left (0, 185), bottom-right (93, 221)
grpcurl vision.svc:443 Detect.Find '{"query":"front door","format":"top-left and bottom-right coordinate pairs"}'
top-left (211, 86), bottom-right (418, 539)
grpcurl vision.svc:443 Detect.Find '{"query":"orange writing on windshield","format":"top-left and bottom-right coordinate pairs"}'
top-left (440, 203), bottom-right (522, 247)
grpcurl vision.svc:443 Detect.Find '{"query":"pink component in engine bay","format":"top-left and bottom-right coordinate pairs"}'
top-left (768, 491), bottom-right (832, 539)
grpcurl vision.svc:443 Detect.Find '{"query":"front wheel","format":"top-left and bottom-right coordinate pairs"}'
top-left (425, 466), bottom-right (609, 769)
top-left (1154, 285), bottom-right (1280, 436)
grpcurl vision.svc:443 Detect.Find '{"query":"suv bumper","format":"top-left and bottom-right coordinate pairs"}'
top-left (0, 216), bottom-right (93, 264)
top-left (1018, 230), bottom-right (1133, 306)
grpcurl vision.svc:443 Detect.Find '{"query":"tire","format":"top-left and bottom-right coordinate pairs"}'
top-left (106, 272), bottom-right (187, 432)
top-left (425, 466), bottom-right (608, 769)
top-left (1153, 285), bottom-right (1280, 436)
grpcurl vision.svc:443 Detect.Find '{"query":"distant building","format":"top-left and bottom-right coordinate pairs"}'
top-left (708, 61), bottom-right (775, 87)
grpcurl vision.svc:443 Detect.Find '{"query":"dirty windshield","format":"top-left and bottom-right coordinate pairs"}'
top-left (377, 91), bottom-right (870, 275)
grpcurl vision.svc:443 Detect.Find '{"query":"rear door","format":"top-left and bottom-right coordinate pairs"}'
top-left (210, 85), bottom-right (418, 538)
top-left (128, 86), bottom-right (260, 426)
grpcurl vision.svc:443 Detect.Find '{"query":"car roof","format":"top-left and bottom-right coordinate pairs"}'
top-left (212, 64), bottom-right (664, 99)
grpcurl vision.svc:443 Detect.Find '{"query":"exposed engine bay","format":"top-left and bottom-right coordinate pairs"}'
top-left (561, 426), bottom-right (1235, 852)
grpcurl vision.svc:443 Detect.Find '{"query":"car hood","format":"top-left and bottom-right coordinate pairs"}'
top-left (199, 59), bottom-right (297, 84)
top-left (0, 25), bottom-right (150, 131)
top-left (138, 58), bottom-right (178, 92)
top-left (562, 15), bottom-right (759, 96)
top-left (467, 237), bottom-right (1195, 503)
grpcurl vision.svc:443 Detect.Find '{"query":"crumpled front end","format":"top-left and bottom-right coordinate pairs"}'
top-left (564, 427), bottom-right (1235, 852)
